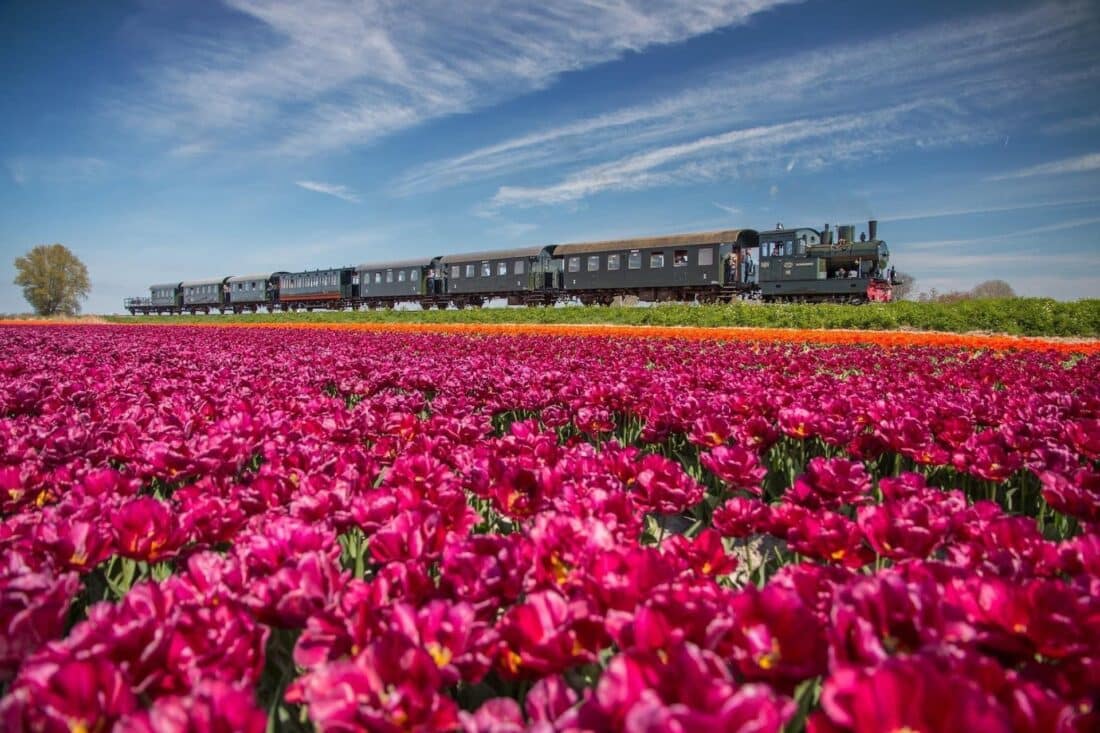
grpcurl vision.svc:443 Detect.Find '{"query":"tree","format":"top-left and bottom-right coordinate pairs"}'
top-left (891, 271), bottom-right (916, 300)
top-left (970, 279), bottom-right (1016, 299)
top-left (13, 244), bottom-right (90, 316)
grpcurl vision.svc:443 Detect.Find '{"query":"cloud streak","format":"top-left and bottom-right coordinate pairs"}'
top-left (5, 156), bottom-right (108, 185)
top-left (897, 216), bottom-right (1100, 252)
top-left (124, 0), bottom-right (800, 156)
top-left (396, 1), bottom-right (1099, 206)
top-left (294, 180), bottom-right (361, 203)
top-left (486, 100), bottom-right (976, 208)
top-left (987, 152), bottom-right (1100, 181)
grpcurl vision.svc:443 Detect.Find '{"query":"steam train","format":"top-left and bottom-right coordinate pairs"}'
top-left (123, 221), bottom-right (893, 314)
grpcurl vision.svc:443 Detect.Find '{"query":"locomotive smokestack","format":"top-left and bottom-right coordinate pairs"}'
top-left (868, 220), bottom-right (878, 240)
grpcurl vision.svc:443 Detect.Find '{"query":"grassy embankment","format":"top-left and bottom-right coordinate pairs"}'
top-left (102, 299), bottom-right (1100, 338)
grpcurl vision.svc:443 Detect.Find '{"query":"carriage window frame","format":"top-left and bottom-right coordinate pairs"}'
top-left (607, 254), bottom-right (621, 271)
top-left (410, 269), bottom-right (418, 281)
top-left (587, 255), bottom-right (600, 272)
top-left (498, 261), bottom-right (508, 276)
top-left (451, 265), bottom-right (461, 279)
top-left (698, 247), bottom-right (714, 266)
top-left (398, 270), bottom-right (406, 282)
top-left (466, 264), bottom-right (476, 278)
top-left (386, 270), bottom-right (394, 283)
top-left (568, 256), bottom-right (581, 273)
top-left (374, 272), bottom-right (382, 284)
top-left (673, 250), bottom-right (689, 267)
top-left (649, 252), bottom-right (665, 268)
top-left (627, 252), bottom-right (641, 269)
top-left (481, 262), bottom-right (491, 277)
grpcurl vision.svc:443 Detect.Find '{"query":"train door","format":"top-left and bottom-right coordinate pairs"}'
top-left (743, 245), bottom-right (760, 284)
top-left (719, 243), bottom-right (734, 284)
top-left (534, 254), bottom-right (558, 290)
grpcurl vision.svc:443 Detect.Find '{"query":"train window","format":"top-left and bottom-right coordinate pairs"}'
top-left (410, 269), bottom-right (418, 281)
top-left (466, 264), bottom-right (475, 278)
top-left (481, 263), bottom-right (491, 277)
top-left (386, 271), bottom-right (394, 283)
top-left (673, 250), bottom-right (688, 267)
top-left (398, 270), bottom-right (406, 282)
top-left (514, 260), bottom-right (524, 275)
top-left (627, 252), bottom-right (641, 269)
top-left (587, 255), bottom-right (600, 271)
top-left (568, 257), bottom-right (580, 273)
top-left (498, 262), bottom-right (508, 276)
top-left (452, 265), bottom-right (461, 278)
top-left (649, 252), bottom-right (665, 268)
top-left (698, 248), bottom-right (714, 266)
top-left (607, 254), bottom-right (620, 270)
top-left (374, 273), bottom-right (382, 284)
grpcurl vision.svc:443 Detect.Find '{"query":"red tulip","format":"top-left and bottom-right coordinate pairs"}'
top-left (813, 656), bottom-right (1012, 733)
top-left (0, 658), bottom-right (138, 733)
top-left (114, 680), bottom-right (267, 733)
top-left (701, 445), bottom-right (767, 494)
top-left (111, 496), bottom-right (187, 562)
top-left (710, 584), bottom-right (827, 690)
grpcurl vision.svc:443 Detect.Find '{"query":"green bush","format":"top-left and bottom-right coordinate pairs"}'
top-left (109, 298), bottom-right (1100, 337)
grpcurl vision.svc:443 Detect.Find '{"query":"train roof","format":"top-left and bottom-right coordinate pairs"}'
top-left (226, 272), bottom-right (284, 283)
top-left (179, 277), bottom-right (231, 287)
top-left (357, 258), bottom-right (433, 271)
top-left (149, 282), bottom-right (181, 290)
top-left (440, 245), bottom-right (549, 264)
top-left (553, 229), bottom-right (757, 255)
top-left (279, 266), bottom-right (350, 276)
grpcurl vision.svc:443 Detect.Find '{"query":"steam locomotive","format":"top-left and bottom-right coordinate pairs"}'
top-left (123, 221), bottom-right (893, 314)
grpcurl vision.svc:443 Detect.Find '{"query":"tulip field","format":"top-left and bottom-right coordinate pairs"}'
top-left (2, 323), bottom-right (1099, 732)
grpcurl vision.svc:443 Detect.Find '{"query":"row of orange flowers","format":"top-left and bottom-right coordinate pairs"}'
top-left (2, 319), bottom-right (1097, 354)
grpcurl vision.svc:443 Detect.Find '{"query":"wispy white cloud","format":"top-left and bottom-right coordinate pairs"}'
top-left (898, 216), bottom-right (1100, 252)
top-left (872, 196), bottom-right (1100, 224)
top-left (398, 1), bottom-right (1099, 204)
top-left (712, 201), bottom-right (741, 216)
top-left (294, 180), bottom-right (361, 203)
top-left (5, 156), bottom-right (108, 185)
top-left (987, 152), bottom-right (1100, 181)
top-left (917, 250), bottom-right (1100, 271)
top-left (487, 101), bottom-right (975, 208)
top-left (124, 0), bottom-right (800, 156)
top-left (168, 142), bottom-right (213, 158)
top-left (1042, 113), bottom-right (1100, 135)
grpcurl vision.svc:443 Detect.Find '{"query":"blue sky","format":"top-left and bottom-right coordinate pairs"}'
top-left (1, 0), bottom-right (1099, 313)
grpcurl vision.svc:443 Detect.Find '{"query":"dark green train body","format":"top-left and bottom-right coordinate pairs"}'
top-left (123, 220), bottom-right (896, 313)
top-left (757, 221), bottom-right (893, 303)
